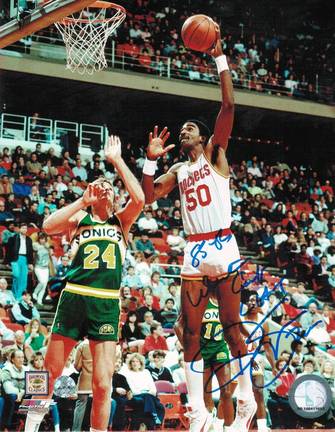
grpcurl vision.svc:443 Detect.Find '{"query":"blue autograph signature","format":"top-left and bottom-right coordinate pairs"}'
top-left (189, 264), bottom-right (323, 393)
top-left (190, 230), bottom-right (233, 268)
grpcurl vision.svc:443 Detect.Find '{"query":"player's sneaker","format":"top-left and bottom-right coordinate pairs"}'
top-left (185, 408), bottom-right (213, 432)
top-left (214, 418), bottom-right (225, 432)
top-left (229, 398), bottom-right (257, 432)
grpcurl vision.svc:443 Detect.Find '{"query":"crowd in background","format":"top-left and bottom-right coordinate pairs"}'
top-left (6, 0), bottom-right (333, 103)
top-left (111, 0), bottom-right (334, 101)
top-left (0, 138), bottom-right (334, 429)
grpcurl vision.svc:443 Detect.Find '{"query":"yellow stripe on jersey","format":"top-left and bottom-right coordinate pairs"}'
top-left (78, 238), bottom-right (121, 246)
top-left (64, 283), bottom-right (120, 299)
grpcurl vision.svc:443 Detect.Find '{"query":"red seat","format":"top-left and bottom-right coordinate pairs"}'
top-left (2, 339), bottom-right (15, 347)
top-left (158, 393), bottom-right (189, 429)
top-left (151, 238), bottom-right (170, 254)
top-left (6, 322), bottom-right (24, 332)
top-left (261, 199), bottom-right (273, 209)
top-left (327, 348), bottom-right (335, 357)
top-left (177, 382), bottom-right (188, 395)
top-left (155, 380), bottom-right (176, 394)
top-left (27, 227), bottom-right (40, 236)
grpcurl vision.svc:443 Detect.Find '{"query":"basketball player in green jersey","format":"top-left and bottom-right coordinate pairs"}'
top-left (201, 296), bottom-right (236, 432)
top-left (25, 135), bottom-right (144, 432)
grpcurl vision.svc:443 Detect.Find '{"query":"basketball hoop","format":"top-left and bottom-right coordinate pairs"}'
top-left (55, 1), bottom-right (126, 75)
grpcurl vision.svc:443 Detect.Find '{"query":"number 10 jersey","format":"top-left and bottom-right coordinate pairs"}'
top-left (65, 213), bottom-right (127, 299)
top-left (177, 153), bottom-right (232, 235)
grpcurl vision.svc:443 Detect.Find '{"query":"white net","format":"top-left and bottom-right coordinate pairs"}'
top-left (55, 3), bottom-right (126, 75)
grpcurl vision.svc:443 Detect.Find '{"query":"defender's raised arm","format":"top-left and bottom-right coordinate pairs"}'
top-left (105, 135), bottom-right (145, 235)
top-left (142, 126), bottom-right (179, 204)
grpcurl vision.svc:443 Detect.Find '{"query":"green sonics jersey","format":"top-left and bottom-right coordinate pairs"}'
top-left (65, 212), bottom-right (127, 299)
top-left (200, 298), bottom-right (227, 351)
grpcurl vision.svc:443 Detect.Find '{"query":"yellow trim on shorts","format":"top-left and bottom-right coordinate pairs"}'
top-left (181, 274), bottom-right (203, 281)
top-left (64, 282), bottom-right (120, 299)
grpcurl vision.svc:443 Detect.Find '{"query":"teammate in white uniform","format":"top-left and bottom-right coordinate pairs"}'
top-left (243, 294), bottom-right (276, 432)
top-left (142, 24), bottom-right (256, 432)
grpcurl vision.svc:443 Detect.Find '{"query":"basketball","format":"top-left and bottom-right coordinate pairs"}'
top-left (181, 15), bottom-right (217, 52)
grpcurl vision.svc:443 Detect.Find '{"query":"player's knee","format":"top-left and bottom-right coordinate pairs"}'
top-left (44, 359), bottom-right (63, 380)
top-left (221, 388), bottom-right (232, 400)
top-left (92, 376), bottom-right (111, 396)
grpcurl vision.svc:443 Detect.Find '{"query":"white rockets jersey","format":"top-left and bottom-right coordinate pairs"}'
top-left (177, 153), bottom-right (231, 235)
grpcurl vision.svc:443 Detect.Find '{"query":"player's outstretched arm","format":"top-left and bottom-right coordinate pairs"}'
top-left (142, 126), bottom-right (179, 204)
top-left (207, 24), bottom-right (234, 153)
top-left (105, 135), bottom-right (145, 236)
top-left (43, 183), bottom-right (105, 236)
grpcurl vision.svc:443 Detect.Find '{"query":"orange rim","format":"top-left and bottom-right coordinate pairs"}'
top-left (59, 1), bottom-right (126, 25)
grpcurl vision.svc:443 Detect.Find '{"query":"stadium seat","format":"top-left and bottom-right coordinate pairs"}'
top-left (27, 227), bottom-right (40, 236)
top-left (157, 393), bottom-right (189, 430)
top-left (2, 339), bottom-right (15, 347)
top-left (6, 322), bottom-right (24, 332)
top-left (155, 380), bottom-right (176, 394)
top-left (151, 238), bottom-right (170, 254)
top-left (177, 382), bottom-right (188, 395)
top-left (326, 349), bottom-right (335, 357)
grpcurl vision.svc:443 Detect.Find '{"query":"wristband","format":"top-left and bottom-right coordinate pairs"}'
top-left (143, 158), bottom-right (157, 176)
top-left (215, 54), bottom-right (229, 74)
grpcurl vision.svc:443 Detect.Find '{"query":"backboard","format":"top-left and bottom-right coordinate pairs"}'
top-left (0, 0), bottom-right (96, 48)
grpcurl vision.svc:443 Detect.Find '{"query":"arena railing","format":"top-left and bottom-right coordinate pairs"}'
top-left (0, 112), bottom-right (106, 147)
top-left (1, 34), bottom-right (333, 105)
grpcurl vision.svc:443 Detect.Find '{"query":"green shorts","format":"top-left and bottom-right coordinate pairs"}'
top-left (200, 340), bottom-right (230, 369)
top-left (52, 290), bottom-right (120, 341)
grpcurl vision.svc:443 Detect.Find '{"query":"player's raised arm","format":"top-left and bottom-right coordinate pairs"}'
top-left (207, 24), bottom-right (234, 152)
top-left (142, 126), bottom-right (179, 204)
top-left (105, 135), bottom-right (145, 235)
top-left (43, 183), bottom-right (105, 236)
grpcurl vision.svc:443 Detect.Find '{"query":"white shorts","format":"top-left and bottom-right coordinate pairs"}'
top-left (181, 233), bottom-right (241, 280)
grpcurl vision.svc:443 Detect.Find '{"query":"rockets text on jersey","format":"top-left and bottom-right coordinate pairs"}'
top-left (177, 153), bottom-right (232, 235)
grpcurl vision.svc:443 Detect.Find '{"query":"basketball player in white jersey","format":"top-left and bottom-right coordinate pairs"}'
top-left (142, 25), bottom-right (257, 432)
top-left (242, 294), bottom-right (276, 432)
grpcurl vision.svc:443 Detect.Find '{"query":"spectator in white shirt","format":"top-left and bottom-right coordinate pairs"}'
top-left (0, 278), bottom-right (16, 307)
top-left (233, 39), bottom-right (246, 53)
top-left (247, 161), bottom-right (263, 178)
top-left (72, 158), bottom-right (88, 182)
top-left (317, 232), bottom-right (331, 253)
top-left (138, 210), bottom-right (159, 234)
top-left (54, 175), bottom-right (68, 195)
top-left (167, 228), bottom-right (186, 254)
top-left (285, 74), bottom-right (298, 94)
top-left (273, 225), bottom-right (288, 249)
top-left (129, 24), bottom-right (141, 40)
top-left (0, 318), bottom-right (15, 341)
top-left (122, 353), bottom-right (164, 427)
